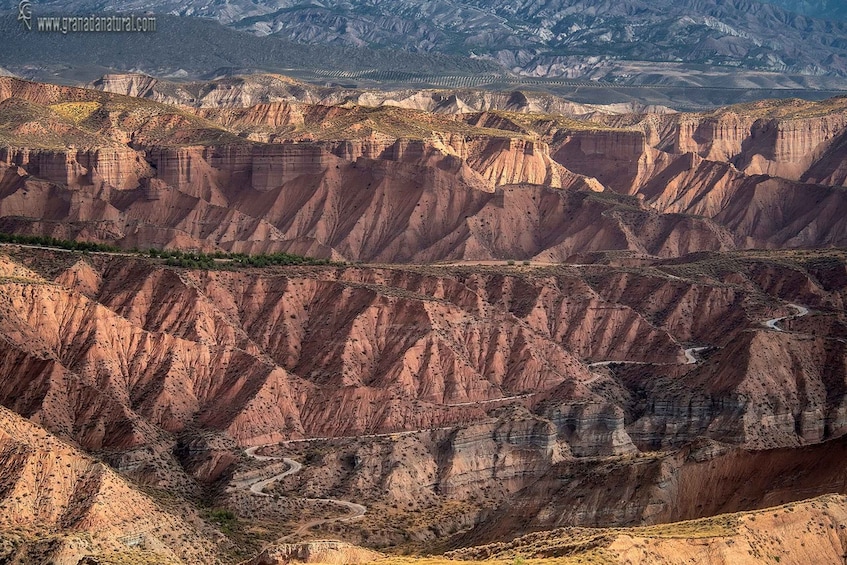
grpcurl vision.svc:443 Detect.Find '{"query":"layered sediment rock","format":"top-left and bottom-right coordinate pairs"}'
top-left (541, 401), bottom-right (637, 457)
top-left (441, 411), bottom-right (566, 497)
top-left (0, 146), bottom-right (150, 189)
top-left (552, 129), bottom-right (654, 194)
top-left (626, 102), bottom-right (847, 184)
top-left (2, 77), bottom-right (846, 258)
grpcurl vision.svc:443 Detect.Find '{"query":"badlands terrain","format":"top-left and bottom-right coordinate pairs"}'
top-left (1, 76), bottom-right (847, 259)
top-left (0, 75), bottom-right (845, 563)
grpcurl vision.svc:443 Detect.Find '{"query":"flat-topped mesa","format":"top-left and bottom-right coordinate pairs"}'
top-left (0, 146), bottom-right (150, 190)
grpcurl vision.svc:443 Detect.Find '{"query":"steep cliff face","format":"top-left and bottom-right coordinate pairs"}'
top-left (801, 127), bottom-right (847, 187)
top-left (0, 147), bottom-right (741, 261)
top-left (440, 411), bottom-right (567, 497)
top-left (735, 114), bottom-right (847, 179)
top-left (551, 129), bottom-right (656, 195)
top-left (488, 437), bottom-right (847, 541)
top-left (623, 99), bottom-right (847, 185)
top-left (670, 113), bottom-right (752, 162)
top-left (0, 146), bottom-right (151, 190)
top-left (2, 78), bottom-right (847, 260)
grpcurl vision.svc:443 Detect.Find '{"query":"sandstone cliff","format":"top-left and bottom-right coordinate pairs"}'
top-left (2, 78), bottom-right (846, 260)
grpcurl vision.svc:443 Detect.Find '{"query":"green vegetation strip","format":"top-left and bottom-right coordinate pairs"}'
top-left (0, 232), bottom-right (334, 269)
top-left (0, 232), bottom-right (121, 252)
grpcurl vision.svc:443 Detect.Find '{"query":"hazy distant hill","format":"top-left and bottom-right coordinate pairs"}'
top-left (0, 12), bottom-right (500, 83)
top-left (758, 0), bottom-right (847, 20)
top-left (8, 0), bottom-right (847, 82)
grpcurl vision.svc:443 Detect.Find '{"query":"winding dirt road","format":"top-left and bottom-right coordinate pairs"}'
top-left (237, 445), bottom-right (366, 532)
top-left (587, 303), bottom-right (809, 370)
top-left (763, 304), bottom-right (809, 331)
top-left (588, 345), bottom-right (708, 370)
top-left (683, 346), bottom-right (709, 364)
top-left (235, 448), bottom-right (303, 497)
top-left (445, 393), bottom-right (535, 406)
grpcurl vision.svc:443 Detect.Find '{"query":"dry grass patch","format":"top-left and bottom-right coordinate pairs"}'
top-left (49, 101), bottom-right (102, 124)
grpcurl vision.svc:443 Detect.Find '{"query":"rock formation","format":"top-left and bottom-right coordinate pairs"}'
top-left (1, 78), bottom-right (846, 260)
top-left (0, 246), bottom-right (842, 551)
top-left (1, 74), bottom-right (847, 562)
top-left (247, 541), bottom-right (382, 565)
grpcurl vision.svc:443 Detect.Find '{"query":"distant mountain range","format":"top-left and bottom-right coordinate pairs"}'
top-left (758, 0), bottom-right (847, 20)
top-left (7, 0), bottom-right (847, 82)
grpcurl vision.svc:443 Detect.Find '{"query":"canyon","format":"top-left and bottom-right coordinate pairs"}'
top-left (0, 77), bottom-right (846, 260)
top-left (0, 243), bottom-right (845, 561)
top-left (0, 75), bottom-right (846, 564)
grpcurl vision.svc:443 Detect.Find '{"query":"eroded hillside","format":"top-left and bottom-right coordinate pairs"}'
top-left (2, 75), bottom-right (847, 564)
top-left (0, 78), bottom-right (845, 259)
top-left (0, 405), bottom-right (219, 564)
top-left (0, 247), bottom-right (844, 556)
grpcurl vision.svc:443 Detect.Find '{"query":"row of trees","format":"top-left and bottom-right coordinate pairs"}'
top-left (153, 249), bottom-right (333, 269)
top-left (0, 231), bottom-right (333, 269)
top-left (0, 232), bottom-right (121, 253)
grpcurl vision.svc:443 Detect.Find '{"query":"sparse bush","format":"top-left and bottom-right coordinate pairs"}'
top-left (208, 508), bottom-right (237, 534)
